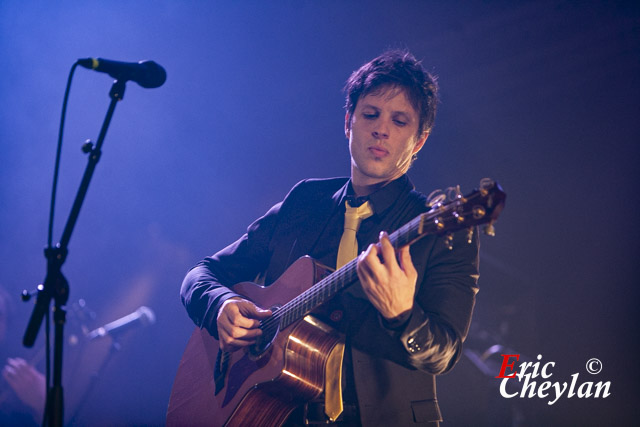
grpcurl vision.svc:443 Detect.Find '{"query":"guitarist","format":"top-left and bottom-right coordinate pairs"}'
top-left (180, 50), bottom-right (480, 426)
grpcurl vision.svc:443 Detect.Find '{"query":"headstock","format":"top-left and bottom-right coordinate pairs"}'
top-left (418, 179), bottom-right (506, 247)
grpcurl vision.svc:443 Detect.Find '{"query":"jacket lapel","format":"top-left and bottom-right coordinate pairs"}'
top-left (291, 181), bottom-right (346, 261)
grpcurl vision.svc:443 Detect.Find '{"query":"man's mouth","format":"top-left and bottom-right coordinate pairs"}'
top-left (369, 146), bottom-right (388, 157)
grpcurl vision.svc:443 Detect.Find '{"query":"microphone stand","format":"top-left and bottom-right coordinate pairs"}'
top-left (67, 338), bottom-right (121, 425)
top-left (22, 79), bottom-right (127, 427)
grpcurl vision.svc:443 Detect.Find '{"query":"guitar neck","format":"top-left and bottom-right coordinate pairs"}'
top-left (275, 215), bottom-right (424, 330)
top-left (267, 180), bottom-right (505, 331)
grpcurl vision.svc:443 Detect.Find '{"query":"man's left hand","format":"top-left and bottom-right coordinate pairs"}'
top-left (356, 231), bottom-right (417, 321)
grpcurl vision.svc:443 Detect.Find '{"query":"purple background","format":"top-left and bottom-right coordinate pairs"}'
top-left (1, 1), bottom-right (638, 425)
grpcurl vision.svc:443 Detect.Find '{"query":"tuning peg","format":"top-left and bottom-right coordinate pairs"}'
top-left (453, 185), bottom-right (462, 200)
top-left (445, 185), bottom-right (462, 202)
top-left (483, 223), bottom-right (496, 237)
top-left (426, 190), bottom-right (446, 208)
top-left (472, 206), bottom-right (486, 219)
top-left (467, 227), bottom-right (474, 244)
top-left (443, 233), bottom-right (454, 250)
top-left (479, 178), bottom-right (494, 187)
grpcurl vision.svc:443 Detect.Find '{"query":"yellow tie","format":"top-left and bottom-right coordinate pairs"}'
top-left (325, 200), bottom-right (373, 421)
top-left (336, 200), bottom-right (373, 269)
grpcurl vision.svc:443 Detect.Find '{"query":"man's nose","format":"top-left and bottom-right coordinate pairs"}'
top-left (372, 120), bottom-right (390, 139)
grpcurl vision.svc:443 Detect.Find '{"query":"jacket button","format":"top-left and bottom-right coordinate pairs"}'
top-left (407, 336), bottom-right (421, 353)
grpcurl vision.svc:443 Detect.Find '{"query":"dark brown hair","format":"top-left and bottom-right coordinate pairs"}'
top-left (344, 50), bottom-right (439, 137)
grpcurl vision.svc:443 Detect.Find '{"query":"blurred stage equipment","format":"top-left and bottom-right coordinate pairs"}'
top-left (21, 58), bottom-right (165, 427)
top-left (87, 306), bottom-right (156, 340)
top-left (462, 323), bottom-right (531, 426)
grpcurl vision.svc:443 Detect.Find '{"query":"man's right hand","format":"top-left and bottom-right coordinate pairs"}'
top-left (216, 297), bottom-right (272, 352)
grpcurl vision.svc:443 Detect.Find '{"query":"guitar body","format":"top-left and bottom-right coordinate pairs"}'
top-left (167, 256), bottom-right (341, 427)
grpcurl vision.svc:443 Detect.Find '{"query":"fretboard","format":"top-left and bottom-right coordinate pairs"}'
top-left (274, 213), bottom-right (425, 329)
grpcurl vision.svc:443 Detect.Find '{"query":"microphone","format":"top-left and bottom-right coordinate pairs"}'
top-left (77, 57), bottom-right (167, 88)
top-left (86, 306), bottom-right (156, 340)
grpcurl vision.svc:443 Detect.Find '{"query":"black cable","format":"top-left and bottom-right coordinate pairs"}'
top-left (48, 62), bottom-right (79, 247)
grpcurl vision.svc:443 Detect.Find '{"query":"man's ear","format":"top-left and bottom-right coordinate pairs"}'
top-left (344, 112), bottom-right (351, 139)
top-left (413, 131), bottom-right (429, 154)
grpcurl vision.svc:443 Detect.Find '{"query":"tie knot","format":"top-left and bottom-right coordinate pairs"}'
top-left (344, 200), bottom-right (373, 231)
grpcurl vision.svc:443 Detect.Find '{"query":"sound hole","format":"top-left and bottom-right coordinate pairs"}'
top-left (248, 308), bottom-right (280, 358)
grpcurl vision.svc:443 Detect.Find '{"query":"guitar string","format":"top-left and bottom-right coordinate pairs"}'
top-left (261, 206), bottom-right (441, 334)
top-left (257, 189), bottom-right (503, 350)
top-left (258, 217), bottom-right (422, 334)
top-left (257, 192), bottom-right (482, 337)
top-left (259, 210), bottom-right (443, 336)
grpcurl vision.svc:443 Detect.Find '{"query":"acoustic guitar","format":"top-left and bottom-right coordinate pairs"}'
top-left (167, 180), bottom-right (506, 427)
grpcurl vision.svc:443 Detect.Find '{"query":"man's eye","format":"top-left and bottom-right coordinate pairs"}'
top-left (394, 120), bottom-right (407, 126)
top-left (363, 113), bottom-right (378, 119)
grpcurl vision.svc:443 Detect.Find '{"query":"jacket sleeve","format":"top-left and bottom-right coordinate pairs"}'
top-left (384, 226), bottom-right (480, 374)
top-left (180, 199), bottom-right (284, 339)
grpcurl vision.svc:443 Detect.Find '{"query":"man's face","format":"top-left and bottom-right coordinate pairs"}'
top-left (346, 87), bottom-right (427, 191)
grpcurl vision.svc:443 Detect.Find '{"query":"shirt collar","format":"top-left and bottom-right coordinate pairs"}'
top-left (337, 174), bottom-right (414, 215)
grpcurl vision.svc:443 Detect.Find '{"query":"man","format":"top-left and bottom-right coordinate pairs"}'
top-left (181, 50), bottom-right (479, 426)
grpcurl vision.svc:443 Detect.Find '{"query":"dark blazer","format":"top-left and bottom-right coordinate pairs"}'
top-left (181, 177), bottom-right (480, 426)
